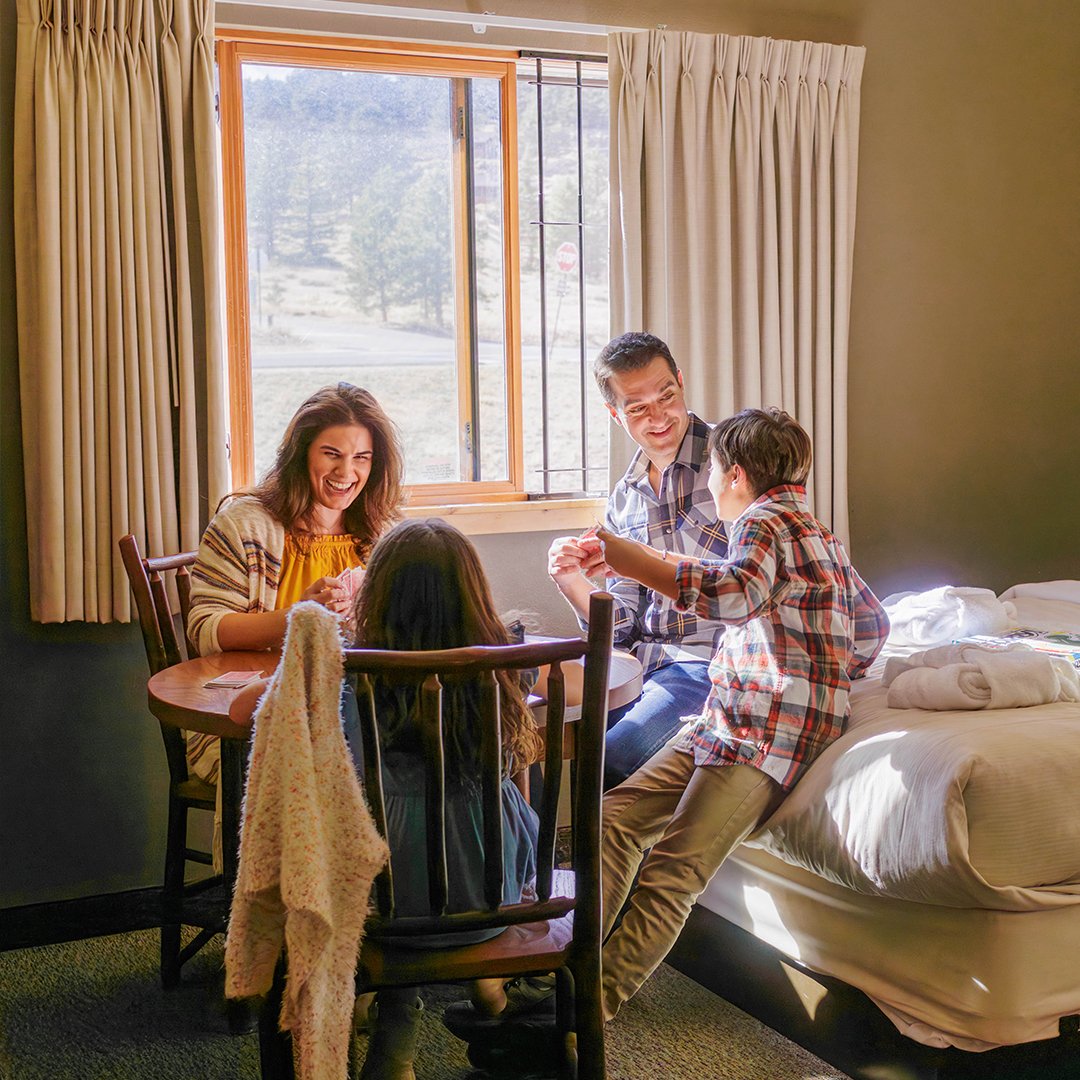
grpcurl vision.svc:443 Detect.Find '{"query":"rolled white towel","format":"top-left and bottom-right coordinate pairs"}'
top-left (883, 586), bottom-right (1018, 647)
top-left (887, 663), bottom-right (989, 710)
top-left (973, 650), bottom-right (1080, 709)
top-left (880, 642), bottom-right (1024, 686)
top-left (886, 645), bottom-right (1080, 711)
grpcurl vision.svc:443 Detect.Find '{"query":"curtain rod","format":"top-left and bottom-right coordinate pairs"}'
top-left (220, 0), bottom-right (639, 37)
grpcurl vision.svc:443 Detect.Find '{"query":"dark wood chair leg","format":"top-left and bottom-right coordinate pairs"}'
top-left (555, 966), bottom-right (577, 1080)
top-left (227, 997), bottom-right (256, 1036)
top-left (258, 956), bottom-right (296, 1079)
top-left (571, 958), bottom-right (605, 1080)
top-left (160, 923), bottom-right (182, 988)
top-left (161, 799), bottom-right (188, 987)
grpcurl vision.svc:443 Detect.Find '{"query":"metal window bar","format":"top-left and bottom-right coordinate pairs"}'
top-left (461, 82), bottom-right (482, 481)
top-left (575, 60), bottom-right (588, 496)
top-left (524, 55), bottom-right (607, 498)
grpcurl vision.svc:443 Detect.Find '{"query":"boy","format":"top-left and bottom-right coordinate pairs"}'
top-left (593, 406), bottom-right (889, 1022)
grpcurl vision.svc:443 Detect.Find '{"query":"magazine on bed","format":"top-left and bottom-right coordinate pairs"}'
top-left (955, 627), bottom-right (1080, 669)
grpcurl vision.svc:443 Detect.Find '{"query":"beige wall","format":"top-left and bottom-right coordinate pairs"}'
top-left (2, 0), bottom-right (1078, 904)
top-left (217, 0), bottom-right (1080, 594)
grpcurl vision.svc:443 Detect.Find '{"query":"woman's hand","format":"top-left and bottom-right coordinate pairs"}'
top-left (301, 575), bottom-right (350, 615)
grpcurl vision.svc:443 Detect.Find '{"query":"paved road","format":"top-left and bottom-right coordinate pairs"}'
top-left (250, 319), bottom-right (578, 371)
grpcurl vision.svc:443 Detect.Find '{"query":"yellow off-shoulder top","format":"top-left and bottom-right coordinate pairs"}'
top-left (276, 533), bottom-right (363, 609)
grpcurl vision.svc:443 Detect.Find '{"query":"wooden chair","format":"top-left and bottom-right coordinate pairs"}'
top-left (258, 591), bottom-right (614, 1080)
top-left (119, 533), bottom-right (225, 988)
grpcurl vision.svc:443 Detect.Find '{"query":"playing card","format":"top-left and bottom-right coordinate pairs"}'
top-left (203, 670), bottom-right (264, 689)
top-left (336, 565), bottom-right (365, 603)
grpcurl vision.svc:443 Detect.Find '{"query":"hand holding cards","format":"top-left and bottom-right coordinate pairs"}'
top-left (578, 524), bottom-right (611, 578)
top-left (335, 565), bottom-right (365, 605)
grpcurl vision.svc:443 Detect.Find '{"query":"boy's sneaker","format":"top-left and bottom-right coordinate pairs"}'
top-left (441, 976), bottom-right (556, 1041)
top-left (502, 975), bottom-right (557, 1017)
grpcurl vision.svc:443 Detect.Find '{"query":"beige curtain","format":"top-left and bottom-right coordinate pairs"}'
top-left (13, 0), bottom-right (228, 622)
top-left (609, 31), bottom-right (865, 541)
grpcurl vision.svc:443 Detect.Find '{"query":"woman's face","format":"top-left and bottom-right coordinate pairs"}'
top-left (306, 422), bottom-right (374, 526)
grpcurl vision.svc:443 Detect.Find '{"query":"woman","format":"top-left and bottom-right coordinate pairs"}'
top-left (186, 382), bottom-right (405, 830)
top-left (188, 381), bottom-right (405, 656)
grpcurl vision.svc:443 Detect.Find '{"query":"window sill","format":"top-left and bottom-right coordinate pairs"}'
top-left (401, 497), bottom-right (606, 537)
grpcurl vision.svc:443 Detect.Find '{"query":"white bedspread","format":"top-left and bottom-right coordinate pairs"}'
top-left (747, 591), bottom-right (1080, 912)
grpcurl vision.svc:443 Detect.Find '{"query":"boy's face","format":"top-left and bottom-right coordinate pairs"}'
top-left (708, 453), bottom-right (757, 523)
top-left (606, 356), bottom-right (690, 471)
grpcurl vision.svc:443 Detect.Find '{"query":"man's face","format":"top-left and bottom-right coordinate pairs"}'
top-left (606, 355), bottom-right (690, 470)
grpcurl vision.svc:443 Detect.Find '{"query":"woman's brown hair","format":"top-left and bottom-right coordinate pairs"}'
top-left (352, 518), bottom-right (543, 774)
top-left (250, 383), bottom-right (405, 560)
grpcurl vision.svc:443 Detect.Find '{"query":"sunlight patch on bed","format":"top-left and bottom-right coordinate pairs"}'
top-left (779, 959), bottom-right (830, 1021)
top-left (830, 731), bottom-right (911, 861)
top-left (741, 884), bottom-right (802, 960)
top-left (841, 728), bottom-right (908, 750)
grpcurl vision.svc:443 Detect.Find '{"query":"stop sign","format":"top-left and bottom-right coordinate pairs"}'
top-left (555, 241), bottom-right (578, 274)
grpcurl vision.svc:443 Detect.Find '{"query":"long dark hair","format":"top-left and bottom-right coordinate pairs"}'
top-left (352, 518), bottom-right (542, 774)
top-left (249, 383), bottom-right (405, 560)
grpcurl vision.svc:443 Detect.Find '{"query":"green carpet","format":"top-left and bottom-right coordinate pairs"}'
top-left (0, 929), bottom-right (850, 1079)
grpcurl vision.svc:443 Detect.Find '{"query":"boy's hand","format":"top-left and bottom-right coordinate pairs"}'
top-left (228, 676), bottom-right (271, 728)
top-left (593, 525), bottom-right (642, 578)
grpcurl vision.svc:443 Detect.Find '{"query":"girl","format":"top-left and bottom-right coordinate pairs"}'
top-left (348, 518), bottom-right (542, 1080)
top-left (230, 518), bottom-right (542, 1080)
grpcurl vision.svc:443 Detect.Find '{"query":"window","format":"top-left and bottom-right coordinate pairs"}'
top-left (217, 34), bottom-right (609, 507)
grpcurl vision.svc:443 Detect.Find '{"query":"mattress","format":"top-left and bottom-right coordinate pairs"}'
top-left (699, 846), bottom-right (1080, 1049)
top-left (697, 582), bottom-right (1080, 1048)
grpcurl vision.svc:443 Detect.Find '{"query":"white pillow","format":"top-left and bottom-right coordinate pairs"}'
top-left (999, 580), bottom-right (1080, 605)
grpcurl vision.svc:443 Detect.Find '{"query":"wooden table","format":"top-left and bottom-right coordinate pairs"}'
top-left (148, 645), bottom-right (644, 886)
top-left (527, 646), bottom-right (643, 722)
top-left (148, 650), bottom-right (273, 892)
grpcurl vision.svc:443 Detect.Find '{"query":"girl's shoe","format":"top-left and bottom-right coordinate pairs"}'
top-left (359, 995), bottom-right (424, 1080)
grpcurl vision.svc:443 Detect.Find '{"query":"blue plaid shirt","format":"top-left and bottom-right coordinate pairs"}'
top-left (596, 413), bottom-right (728, 676)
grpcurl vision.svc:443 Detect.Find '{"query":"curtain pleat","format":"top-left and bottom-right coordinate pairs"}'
top-left (609, 30), bottom-right (865, 542)
top-left (13, 0), bottom-right (227, 622)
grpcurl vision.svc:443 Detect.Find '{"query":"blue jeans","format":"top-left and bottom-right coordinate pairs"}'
top-left (604, 661), bottom-right (712, 790)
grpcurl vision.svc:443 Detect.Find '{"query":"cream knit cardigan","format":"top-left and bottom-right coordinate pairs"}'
top-left (225, 601), bottom-right (388, 1080)
top-left (188, 495), bottom-right (287, 657)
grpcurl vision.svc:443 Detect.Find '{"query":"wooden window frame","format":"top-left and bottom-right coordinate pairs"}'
top-left (216, 29), bottom-right (527, 507)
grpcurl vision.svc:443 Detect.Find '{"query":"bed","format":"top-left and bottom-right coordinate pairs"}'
top-left (695, 580), bottom-right (1080, 1056)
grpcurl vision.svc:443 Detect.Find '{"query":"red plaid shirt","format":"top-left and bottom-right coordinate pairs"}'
top-left (673, 485), bottom-right (889, 791)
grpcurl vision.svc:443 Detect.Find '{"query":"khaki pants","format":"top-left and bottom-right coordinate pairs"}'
top-left (600, 742), bottom-right (783, 1021)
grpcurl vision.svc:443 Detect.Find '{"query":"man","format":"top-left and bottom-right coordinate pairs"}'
top-left (547, 331), bottom-right (728, 788)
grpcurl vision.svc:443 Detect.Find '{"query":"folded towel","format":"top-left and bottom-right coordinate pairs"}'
top-left (886, 644), bottom-right (1080, 711)
top-left (974, 649), bottom-right (1080, 708)
top-left (881, 642), bottom-right (1026, 687)
top-left (886, 663), bottom-right (988, 710)
top-left (882, 586), bottom-right (1018, 647)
